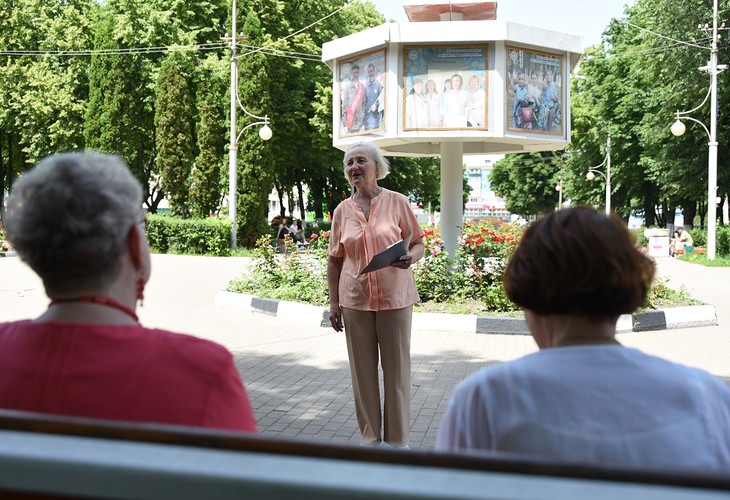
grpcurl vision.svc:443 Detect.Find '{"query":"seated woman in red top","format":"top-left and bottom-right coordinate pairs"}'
top-left (2, 152), bottom-right (257, 432)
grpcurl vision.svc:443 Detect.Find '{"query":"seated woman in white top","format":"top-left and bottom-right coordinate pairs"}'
top-left (437, 206), bottom-right (730, 473)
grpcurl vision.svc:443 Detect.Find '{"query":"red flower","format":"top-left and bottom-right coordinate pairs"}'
top-left (310, 233), bottom-right (319, 239)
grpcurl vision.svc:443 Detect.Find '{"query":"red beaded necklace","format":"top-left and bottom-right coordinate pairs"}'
top-left (50, 296), bottom-right (139, 324)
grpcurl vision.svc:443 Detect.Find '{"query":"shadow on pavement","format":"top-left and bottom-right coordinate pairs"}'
top-left (232, 350), bottom-right (500, 450)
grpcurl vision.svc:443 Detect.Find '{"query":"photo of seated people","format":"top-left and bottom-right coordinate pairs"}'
top-left (507, 47), bottom-right (562, 134)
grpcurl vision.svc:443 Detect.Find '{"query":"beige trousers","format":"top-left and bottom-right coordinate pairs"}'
top-left (341, 306), bottom-right (412, 446)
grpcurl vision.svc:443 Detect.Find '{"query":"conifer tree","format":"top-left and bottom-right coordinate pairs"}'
top-left (155, 51), bottom-right (196, 217)
top-left (191, 55), bottom-right (229, 218)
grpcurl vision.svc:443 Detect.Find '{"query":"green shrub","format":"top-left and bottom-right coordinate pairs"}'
top-left (629, 227), bottom-right (648, 247)
top-left (690, 227), bottom-right (707, 248)
top-left (646, 278), bottom-right (701, 308)
top-left (228, 235), bottom-right (328, 305)
top-left (146, 214), bottom-right (231, 256)
top-left (716, 225), bottom-right (730, 255)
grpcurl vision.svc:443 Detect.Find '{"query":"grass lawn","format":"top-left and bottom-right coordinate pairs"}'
top-left (678, 253), bottom-right (730, 267)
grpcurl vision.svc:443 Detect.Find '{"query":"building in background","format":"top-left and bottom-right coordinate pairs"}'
top-left (464, 155), bottom-right (510, 222)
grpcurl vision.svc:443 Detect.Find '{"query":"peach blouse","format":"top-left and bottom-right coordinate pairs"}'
top-left (328, 189), bottom-right (425, 311)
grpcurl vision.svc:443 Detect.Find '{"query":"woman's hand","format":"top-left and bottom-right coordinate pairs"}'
top-left (392, 240), bottom-right (424, 270)
top-left (392, 254), bottom-right (413, 269)
top-left (329, 303), bottom-right (343, 332)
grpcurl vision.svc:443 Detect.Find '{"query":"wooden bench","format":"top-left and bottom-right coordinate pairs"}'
top-left (694, 247), bottom-right (707, 255)
top-left (0, 409), bottom-right (728, 499)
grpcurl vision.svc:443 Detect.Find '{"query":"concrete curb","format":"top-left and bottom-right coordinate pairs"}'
top-left (215, 291), bottom-right (718, 334)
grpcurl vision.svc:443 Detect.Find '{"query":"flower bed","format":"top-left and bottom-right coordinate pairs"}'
top-left (227, 219), bottom-right (696, 315)
top-left (228, 220), bottom-right (523, 313)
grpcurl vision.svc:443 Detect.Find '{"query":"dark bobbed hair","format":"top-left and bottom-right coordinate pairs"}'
top-left (503, 206), bottom-right (656, 317)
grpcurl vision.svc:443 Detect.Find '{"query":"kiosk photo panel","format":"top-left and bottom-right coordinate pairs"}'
top-left (338, 49), bottom-right (386, 137)
top-left (506, 46), bottom-right (564, 134)
top-left (402, 45), bottom-right (487, 131)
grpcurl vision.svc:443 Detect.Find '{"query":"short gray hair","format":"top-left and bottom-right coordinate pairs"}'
top-left (343, 142), bottom-right (390, 181)
top-left (5, 152), bottom-right (143, 295)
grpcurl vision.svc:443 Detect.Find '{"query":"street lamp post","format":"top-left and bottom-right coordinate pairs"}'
top-left (670, 0), bottom-right (726, 260)
top-left (228, 0), bottom-right (273, 249)
top-left (586, 133), bottom-right (611, 215)
top-left (555, 179), bottom-right (563, 210)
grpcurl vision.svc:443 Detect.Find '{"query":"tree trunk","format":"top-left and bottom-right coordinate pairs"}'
top-left (643, 194), bottom-right (655, 227)
top-left (660, 198), bottom-right (669, 228)
top-left (718, 196), bottom-right (726, 226)
top-left (311, 179), bottom-right (325, 224)
top-left (275, 182), bottom-right (286, 218)
top-left (296, 181), bottom-right (306, 220)
top-left (287, 188), bottom-right (295, 218)
top-left (683, 201), bottom-right (696, 230)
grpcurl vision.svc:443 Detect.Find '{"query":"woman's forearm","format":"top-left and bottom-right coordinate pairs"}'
top-left (409, 240), bottom-right (425, 264)
top-left (327, 256), bottom-right (343, 306)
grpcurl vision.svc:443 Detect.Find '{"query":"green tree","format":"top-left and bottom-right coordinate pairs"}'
top-left (304, 2), bottom-right (387, 221)
top-left (563, 0), bottom-right (730, 228)
top-left (0, 0), bottom-right (93, 217)
top-left (155, 51), bottom-right (196, 217)
top-left (190, 55), bottom-right (228, 218)
top-left (84, 4), bottom-right (157, 204)
top-left (234, 9), bottom-right (275, 246)
top-left (490, 152), bottom-right (563, 217)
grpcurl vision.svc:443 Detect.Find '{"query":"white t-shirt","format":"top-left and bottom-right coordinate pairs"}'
top-left (437, 345), bottom-right (730, 473)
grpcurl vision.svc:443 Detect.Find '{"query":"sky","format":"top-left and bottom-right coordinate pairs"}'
top-left (369, 0), bottom-right (631, 48)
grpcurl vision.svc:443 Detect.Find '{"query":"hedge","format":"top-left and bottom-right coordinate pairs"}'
top-left (146, 214), bottom-right (231, 256)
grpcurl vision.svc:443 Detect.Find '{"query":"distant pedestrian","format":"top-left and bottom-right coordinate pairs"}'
top-left (677, 226), bottom-right (694, 253)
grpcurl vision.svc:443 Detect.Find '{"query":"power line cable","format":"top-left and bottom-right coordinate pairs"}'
top-left (0, 42), bottom-right (229, 57)
top-left (237, 0), bottom-right (354, 58)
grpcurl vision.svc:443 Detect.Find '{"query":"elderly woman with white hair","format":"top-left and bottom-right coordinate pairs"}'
top-left (1, 152), bottom-right (257, 432)
top-left (327, 142), bottom-right (425, 448)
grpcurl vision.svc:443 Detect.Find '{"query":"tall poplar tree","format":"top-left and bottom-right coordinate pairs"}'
top-left (191, 55), bottom-right (229, 218)
top-left (155, 51), bottom-right (196, 217)
top-left (234, 9), bottom-right (275, 245)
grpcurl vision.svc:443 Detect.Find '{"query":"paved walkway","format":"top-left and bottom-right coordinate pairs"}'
top-left (1, 253), bottom-right (729, 449)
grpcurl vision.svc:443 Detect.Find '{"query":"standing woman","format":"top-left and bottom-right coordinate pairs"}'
top-left (442, 73), bottom-right (468, 128)
top-left (327, 142), bottom-right (425, 447)
top-left (425, 79), bottom-right (443, 128)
